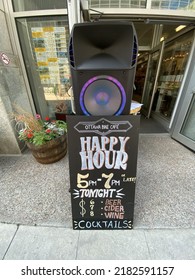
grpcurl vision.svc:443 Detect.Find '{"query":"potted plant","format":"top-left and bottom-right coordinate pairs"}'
top-left (15, 111), bottom-right (67, 164)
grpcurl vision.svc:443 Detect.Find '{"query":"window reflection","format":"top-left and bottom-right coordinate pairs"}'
top-left (151, 0), bottom-right (193, 10)
top-left (152, 31), bottom-right (193, 119)
top-left (12, 0), bottom-right (67, 12)
top-left (16, 16), bottom-right (71, 119)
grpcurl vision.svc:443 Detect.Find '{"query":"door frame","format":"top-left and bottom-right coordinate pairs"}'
top-left (147, 41), bottom-right (164, 118)
top-left (171, 30), bottom-right (195, 151)
top-left (141, 42), bottom-right (164, 117)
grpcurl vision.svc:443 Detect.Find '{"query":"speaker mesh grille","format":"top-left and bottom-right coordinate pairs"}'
top-left (131, 36), bottom-right (138, 66)
top-left (69, 38), bottom-right (75, 67)
top-left (80, 75), bottom-right (126, 116)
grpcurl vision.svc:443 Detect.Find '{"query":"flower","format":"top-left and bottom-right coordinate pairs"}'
top-left (27, 132), bottom-right (34, 139)
top-left (45, 116), bottom-right (50, 121)
top-left (15, 111), bottom-right (67, 146)
top-left (35, 114), bottom-right (41, 120)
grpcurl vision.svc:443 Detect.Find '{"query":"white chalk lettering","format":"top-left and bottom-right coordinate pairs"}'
top-left (79, 136), bottom-right (130, 170)
top-left (76, 220), bottom-right (132, 229)
top-left (79, 188), bottom-right (116, 198)
top-left (72, 188), bottom-right (124, 199)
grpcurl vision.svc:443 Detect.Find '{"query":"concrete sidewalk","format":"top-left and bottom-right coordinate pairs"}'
top-left (0, 134), bottom-right (195, 260)
top-left (1, 223), bottom-right (195, 260)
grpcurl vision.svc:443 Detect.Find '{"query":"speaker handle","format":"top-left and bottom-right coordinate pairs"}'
top-left (68, 86), bottom-right (76, 115)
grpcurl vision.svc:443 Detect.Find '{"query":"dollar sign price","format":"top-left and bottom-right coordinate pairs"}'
top-left (79, 199), bottom-right (86, 217)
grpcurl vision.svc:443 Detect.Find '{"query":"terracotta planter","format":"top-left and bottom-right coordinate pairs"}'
top-left (26, 134), bottom-right (67, 164)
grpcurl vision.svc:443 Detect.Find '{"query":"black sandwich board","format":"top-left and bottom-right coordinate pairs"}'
top-left (67, 115), bottom-right (140, 230)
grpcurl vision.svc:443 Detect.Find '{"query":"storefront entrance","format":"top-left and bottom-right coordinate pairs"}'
top-left (134, 27), bottom-right (195, 150)
top-left (5, 0), bottom-right (194, 151)
top-left (171, 43), bottom-right (195, 152)
top-left (16, 17), bottom-right (195, 150)
top-left (135, 28), bottom-right (194, 125)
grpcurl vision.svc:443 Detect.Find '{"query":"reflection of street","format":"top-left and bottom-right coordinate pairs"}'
top-left (44, 92), bottom-right (70, 100)
top-left (43, 86), bottom-right (71, 101)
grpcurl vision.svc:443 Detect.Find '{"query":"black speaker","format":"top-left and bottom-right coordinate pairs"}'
top-left (68, 21), bottom-right (138, 116)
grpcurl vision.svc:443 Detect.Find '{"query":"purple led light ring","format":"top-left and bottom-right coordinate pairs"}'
top-left (80, 75), bottom-right (126, 116)
top-left (80, 76), bottom-right (97, 116)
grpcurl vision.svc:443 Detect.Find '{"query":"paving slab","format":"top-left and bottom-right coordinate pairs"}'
top-left (77, 230), bottom-right (150, 260)
top-left (0, 154), bottom-right (72, 226)
top-left (134, 135), bottom-right (195, 229)
top-left (4, 225), bottom-right (79, 260)
top-left (0, 223), bottom-right (17, 259)
top-left (144, 229), bottom-right (195, 260)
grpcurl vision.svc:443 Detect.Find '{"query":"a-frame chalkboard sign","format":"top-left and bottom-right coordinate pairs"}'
top-left (67, 115), bottom-right (140, 230)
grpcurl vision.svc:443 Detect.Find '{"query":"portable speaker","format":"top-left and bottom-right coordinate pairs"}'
top-left (68, 21), bottom-right (138, 116)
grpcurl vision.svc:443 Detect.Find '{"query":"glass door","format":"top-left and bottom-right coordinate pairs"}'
top-left (152, 30), bottom-right (193, 121)
top-left (171, 35), bottom-right (195, 151)
top-left (15, 16), bottom-right (71, 119)
top-left (133, 52), bottom-right (149, 103)
top-left (141, 43), bottom-right (164, 117)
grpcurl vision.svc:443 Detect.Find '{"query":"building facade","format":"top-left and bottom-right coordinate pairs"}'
top-left (0, 0), bottom-right (195, 153)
